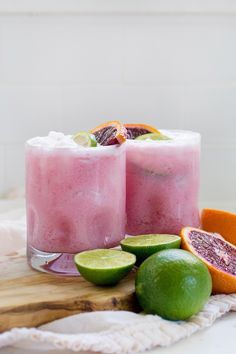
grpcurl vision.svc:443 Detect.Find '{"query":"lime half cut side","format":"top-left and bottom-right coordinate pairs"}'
top-left (135, 133), bottom-right (171, 141)
top-left (73, 132), bottom-right (97, 147)
top-left (120, 234), bottom-right (181, 265)
top-left (74, 249), bottom-right (136, 286)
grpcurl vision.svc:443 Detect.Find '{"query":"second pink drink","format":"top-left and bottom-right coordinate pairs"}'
top-left (126, 130), bottom-right (201, 235)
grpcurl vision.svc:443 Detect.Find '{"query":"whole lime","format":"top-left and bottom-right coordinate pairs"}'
top-left (135, 249), bottom-right (212, 320)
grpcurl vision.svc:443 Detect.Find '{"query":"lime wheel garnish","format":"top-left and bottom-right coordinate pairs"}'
top-left (72, 132), bottom-right (97, 147)
top-left (135, 133), bottom-right (171, 141)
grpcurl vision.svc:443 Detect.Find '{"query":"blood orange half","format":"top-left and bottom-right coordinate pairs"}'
top-left (180, 227), bottom-right (236, 294)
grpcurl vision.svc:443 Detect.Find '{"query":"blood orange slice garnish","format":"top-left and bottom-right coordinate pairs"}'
top-left (124, 123), bottom-right (160, 140)
top-left (90, 121), bottom-right (127, 146)
top-left (180, 227), bottom-right (236, 294)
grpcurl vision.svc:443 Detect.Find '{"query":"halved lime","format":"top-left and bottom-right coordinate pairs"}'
top-left (73, 132), bottom-right (97, 147)
top-left (135, 133), bottom-right (171, 141)
top-left (74, 249), bottom-right (136, 285)
top-left (120, 234), bottom-right (181, 264)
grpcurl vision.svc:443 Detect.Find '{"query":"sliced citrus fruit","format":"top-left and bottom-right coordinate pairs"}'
top-left (180, 227), bottom-right (236, 294)
top-left (124, 123), bottom-right (160, 140)
top-left (201, 208), bottom-right (236, 246)
top-left (135, 249), bottom-right (212, 320)
top-left (120, 234), bottom-right (181, 264)
top-left (74, 249), bottom-right (136, 285)
top-left (90, 121), bottom-right (127, 146)
top-left (135, 132), bottom-right (171, 141)
top-left (73, 132), bottom-right (97, 147)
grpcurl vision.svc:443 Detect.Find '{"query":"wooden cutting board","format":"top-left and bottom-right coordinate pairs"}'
top-left (0, 252), bottom-right (139, 332)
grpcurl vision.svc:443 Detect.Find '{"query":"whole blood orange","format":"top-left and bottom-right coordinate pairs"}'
top-left (180, 227), bottom-right (236, 294)
top-left (124, 123), bottom-right (160, 139)
top-left (90, 121), bottom-right (127, 146)
top-left (202, 208), bottom-right (236, 246)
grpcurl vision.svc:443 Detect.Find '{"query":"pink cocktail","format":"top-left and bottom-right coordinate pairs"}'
top-left (26, 132), bottom-right (126, 275)
top-left (126, 130), bottom-right (200, 235)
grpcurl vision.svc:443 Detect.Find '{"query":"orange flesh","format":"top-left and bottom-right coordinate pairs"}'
top-left (180, 227), bottom-right (236, 294)
top-left (201, 208), bottom-right (236, 246)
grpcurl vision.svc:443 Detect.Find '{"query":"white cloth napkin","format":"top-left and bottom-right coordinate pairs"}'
top-left (0, 202), bottom-right (236, 353)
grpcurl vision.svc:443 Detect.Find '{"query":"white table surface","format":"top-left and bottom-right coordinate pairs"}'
top-left (146, 312), bottom-right (236, 354)
top-left (0, 199), bottom-right (235, 354)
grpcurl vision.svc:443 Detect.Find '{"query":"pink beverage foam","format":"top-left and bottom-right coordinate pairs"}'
top-left (26, 143), bottom-right (126, 254)
top-left (126, 131), bottom-right (201, 235)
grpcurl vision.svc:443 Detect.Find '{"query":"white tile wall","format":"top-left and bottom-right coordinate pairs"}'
top-left (182, 86), bottom-right (236, 146)
top-left (5, 144), bottom-right (25, 194)
top-left (0, 146), bottom-right (5, 194)
top-left (124, 16), bottom-right (236, 85)
top-left (0, 10), bottom-right (235, 208)
top-left (0, 86), bottom-right (62, 143)
top-left (0, 17), bottom-right (124, 84)
top-left (60, 86), bottom-right (184, 134)
top-left (1, 1), bottom-right (236, 14)
top-left (200, 146), bottom-right (236, 204)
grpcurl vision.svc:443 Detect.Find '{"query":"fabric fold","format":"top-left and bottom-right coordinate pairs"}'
top-left (0, 296), bottom-right (235, 353)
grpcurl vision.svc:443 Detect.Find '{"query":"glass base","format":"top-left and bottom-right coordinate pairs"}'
top-left (27, 245), bottom-right (80, 276)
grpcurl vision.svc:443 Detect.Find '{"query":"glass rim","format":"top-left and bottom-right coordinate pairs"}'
top-left (25, 139), bottom-right (125, 153)
top-left (126, 129), bottom-right (201, 146)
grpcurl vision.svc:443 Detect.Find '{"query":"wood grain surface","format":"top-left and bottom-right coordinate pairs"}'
top-left (0, 253), bottom-right (139, 332)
